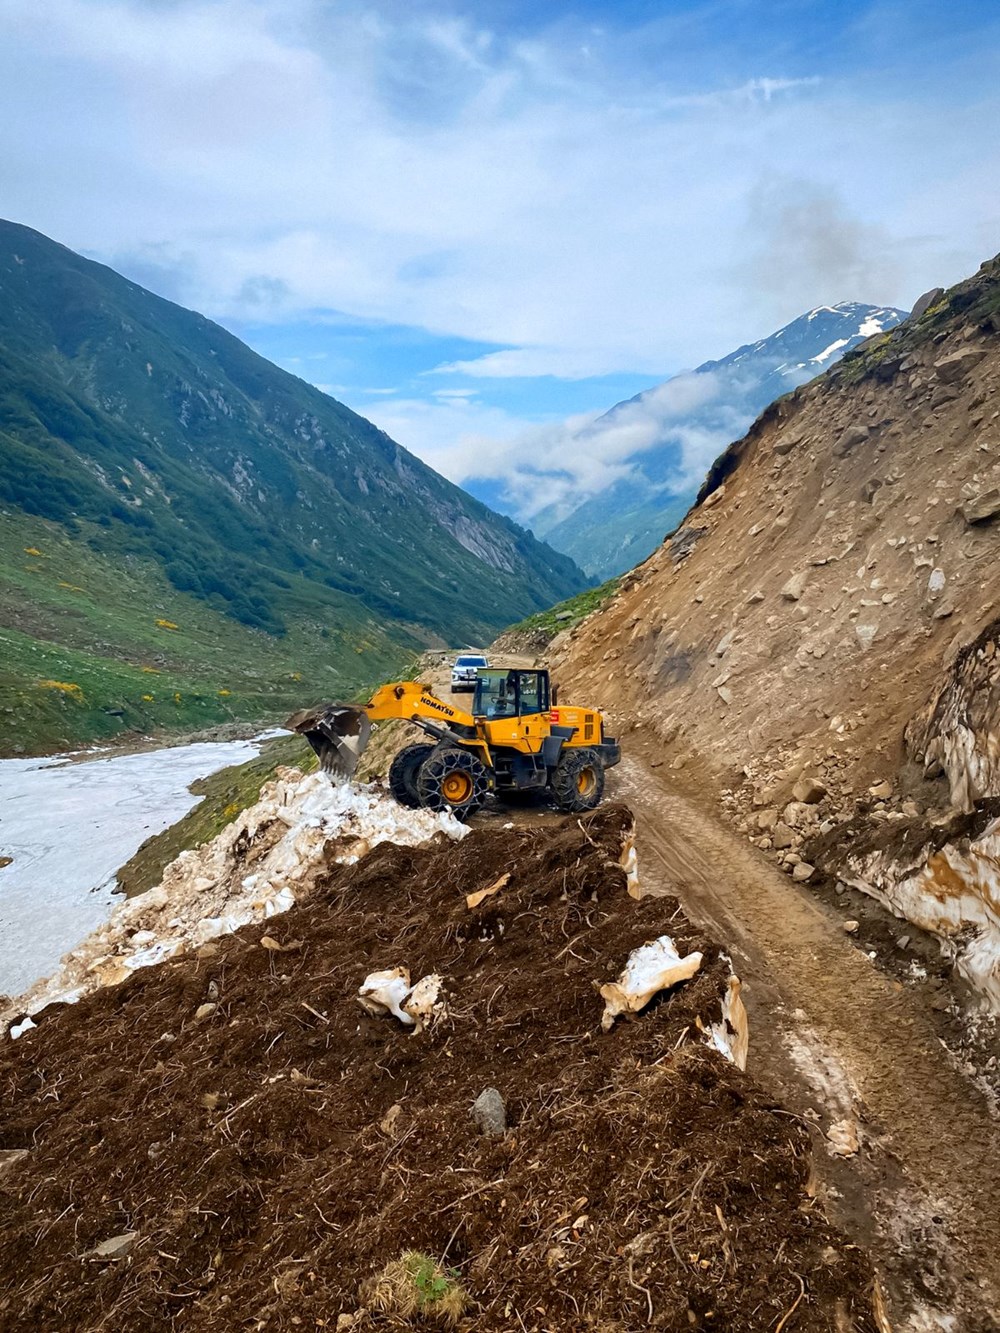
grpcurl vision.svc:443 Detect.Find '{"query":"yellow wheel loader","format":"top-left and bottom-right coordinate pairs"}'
top-left (288, 668), bottom-right (620, 820)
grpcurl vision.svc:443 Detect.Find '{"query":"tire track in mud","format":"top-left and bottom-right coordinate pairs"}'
top-left (614, 753), bottom-right (1000, 1332)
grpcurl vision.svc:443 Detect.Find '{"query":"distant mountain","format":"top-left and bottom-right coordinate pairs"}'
top-left (534, 303), bottom-right (907, 580)
top-left (0, 220), bottom-right (587, 750)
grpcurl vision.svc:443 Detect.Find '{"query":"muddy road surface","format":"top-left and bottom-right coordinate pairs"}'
top-left (612, 742), bottom-right (1000, 1332)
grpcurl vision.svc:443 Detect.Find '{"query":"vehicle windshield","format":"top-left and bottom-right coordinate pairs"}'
top-left (475, 670), bottom-right (518, 718)
top-left (474, 669), bottom-right (549, 718)
top-left (455, 655), bottom-right (487, 667)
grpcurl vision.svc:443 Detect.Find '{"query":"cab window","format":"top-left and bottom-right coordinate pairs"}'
top-left (474, 670), bottom-right (548, 717)
top-left (519, 673), bottom-right (541, 714)
top-left (475, 670), bottom-right (518, 718)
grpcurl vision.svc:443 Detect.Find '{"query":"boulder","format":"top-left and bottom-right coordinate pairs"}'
top-left (771, 822), bottom-right (796, 850)
top-left (782, 801), bottom-right (819, 828)
top-left (780, 571), bottom-right (809, 601)
top-left (792, 776), bottom-right (827, 805)
top-left (93, 1233), bottom-right (139, 1261)
top-left (792, 862), bottom-right (816, 882)
top-left (909, 287), bottom-right (944, 321)
top-left (715, 628), bottom-right (736, 656)
top-left (471, 1087), bottom-right (507, 1137)
top-left (933, 348), bottom-right (987, 383)
top-left (834, 424), bottom-right (870, 458)
top-left (959, 488), bottom-right (1000, 525)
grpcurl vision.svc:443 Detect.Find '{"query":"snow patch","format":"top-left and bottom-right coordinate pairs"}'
top-left (5, 769), bottom-right (469, 1032)
top-left (811, 337), bottom-right (850, 364)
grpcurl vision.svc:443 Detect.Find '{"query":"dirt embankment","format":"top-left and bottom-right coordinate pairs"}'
top-left (551, 254), bottom-right (1000, 1009)
top-left (0, 805), bottom-right (882, 1332)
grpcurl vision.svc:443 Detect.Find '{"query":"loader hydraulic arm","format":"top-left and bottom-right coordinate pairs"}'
top-left (287, 682), bottom-right (477, 778)
top-left (364, 681), bottom-right (476, 729)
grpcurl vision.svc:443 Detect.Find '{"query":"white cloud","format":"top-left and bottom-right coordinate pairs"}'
top-left (3, 0), bottom-right (997, 382)
top-left (359, 365), bottom-right (749, 523)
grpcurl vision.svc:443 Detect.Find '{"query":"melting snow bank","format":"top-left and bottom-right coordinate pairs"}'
top-left (5, 768), bottom-right (468, 1030)
top-left (0, 733), bottom-right (278, 997)
top-left (846, 815), bottom-right (1000, 1012)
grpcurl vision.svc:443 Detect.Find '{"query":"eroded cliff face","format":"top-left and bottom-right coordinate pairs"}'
top-left (554, 255), bottom-right (1000, 1007)
top-left (906, 616), bottom-right (1000, 811)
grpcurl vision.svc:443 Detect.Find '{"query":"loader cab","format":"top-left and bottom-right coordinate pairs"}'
top-left (473, 669), bottom-right (550, 719)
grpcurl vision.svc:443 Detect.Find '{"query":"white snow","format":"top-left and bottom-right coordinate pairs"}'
top-left (0, 736), bottom-right (272, 997)
top-left (5, 768), bottom-right (469, 1028)
top-left (857, 316), bottom-right (884, 337)
top-left (811, 337), bottom-right (850, 364)
top-left (598, 934), bottom-right (703, 1030)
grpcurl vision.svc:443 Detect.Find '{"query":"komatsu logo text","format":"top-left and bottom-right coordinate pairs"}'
top-left (421, 696), bottom-right (455, 716)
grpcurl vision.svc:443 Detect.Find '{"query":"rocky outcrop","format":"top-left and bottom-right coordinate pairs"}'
top-left (839, 806), bottom-right (1000, 1010)
top-left (554, 251), bottom-right (1000, 1007)
top-left (906, 617), bottom-right (1000, 812)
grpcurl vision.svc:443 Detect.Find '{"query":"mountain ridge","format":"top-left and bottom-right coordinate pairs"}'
top-left (0, 219), bottom-right (587, 750)
top-left (534, 301), bottom-right (907, 579)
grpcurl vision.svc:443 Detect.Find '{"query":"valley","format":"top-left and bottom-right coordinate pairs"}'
top-left (3, 217), bottom-right (1000, 1333)
top-left (0, 220), bottom-right (586, 753)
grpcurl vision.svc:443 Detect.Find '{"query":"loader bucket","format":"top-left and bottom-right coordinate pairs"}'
top-left (285, 703), bottom-right (372, 779)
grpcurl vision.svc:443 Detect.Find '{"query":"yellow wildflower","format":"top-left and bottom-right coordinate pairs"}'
top-left (155, 619), bottom-right (179, 630)
top-left (37, 680), bottom-right (83, 700)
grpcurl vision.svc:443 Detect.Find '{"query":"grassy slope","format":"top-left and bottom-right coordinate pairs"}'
top-left (492, 578), bottom-right (621, 651)
top-left (0, 220), bottom-right (585, 646)
top-left (0, 221), bottom-right (588, 752)
top-left (0, 512), bottom-right (417, 755)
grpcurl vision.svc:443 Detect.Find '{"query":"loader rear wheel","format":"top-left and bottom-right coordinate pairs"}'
top-left (551, 747), bottom-right (605, 812)
top-left (388, 743), bottom-right (434, 809)
top-left (417, 748), bottom-right (489, 819)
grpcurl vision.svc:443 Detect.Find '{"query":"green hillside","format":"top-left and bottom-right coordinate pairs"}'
top-left (0, 221), bottom-right (587, 752)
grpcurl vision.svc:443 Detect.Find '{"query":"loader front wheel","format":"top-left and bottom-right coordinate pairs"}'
top-left (417, 748), bottom-right (489, 819)
top-left (551, 747), bottom-right (605, 812)
top-left (388, 743), bottom-right (434, 809)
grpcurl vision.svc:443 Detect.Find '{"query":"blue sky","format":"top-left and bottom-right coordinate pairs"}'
top-left (1, 0), bottom-right (998, 520)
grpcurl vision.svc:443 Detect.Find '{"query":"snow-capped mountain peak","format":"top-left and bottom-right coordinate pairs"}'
top-left (533, 300), bottom-right (908, 581)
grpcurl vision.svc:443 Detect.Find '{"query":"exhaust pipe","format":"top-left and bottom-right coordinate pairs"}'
top-left (286, 703), bottom-right (372, 779)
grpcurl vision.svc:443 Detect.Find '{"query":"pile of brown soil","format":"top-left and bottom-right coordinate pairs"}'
top-left (0, 804), bottom-right (879, 1331)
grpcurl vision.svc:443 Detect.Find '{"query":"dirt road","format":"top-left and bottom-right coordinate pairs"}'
top-left (611, 745), bottom-right (1000, 1331)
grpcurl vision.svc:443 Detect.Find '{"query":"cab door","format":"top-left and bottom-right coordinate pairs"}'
top-left (515, 671), bottom-right (548, 753)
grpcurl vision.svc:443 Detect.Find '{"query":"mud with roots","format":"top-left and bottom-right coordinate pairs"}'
top-left (0, 804), bottom-right (880, 1331)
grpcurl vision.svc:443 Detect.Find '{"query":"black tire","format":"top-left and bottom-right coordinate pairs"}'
top-left (417, 747), bottom-right (489, 819)
top-left (388, 743), bottom-right (434, 809)
top-left (551, 747), bottom-right (605, 812)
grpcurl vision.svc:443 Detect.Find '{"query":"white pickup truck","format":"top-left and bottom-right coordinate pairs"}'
top-left (450, 652), bottom-right (489, 693)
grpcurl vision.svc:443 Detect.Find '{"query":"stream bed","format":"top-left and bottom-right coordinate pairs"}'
top-left (0, 735), bottom-right (275, 999)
